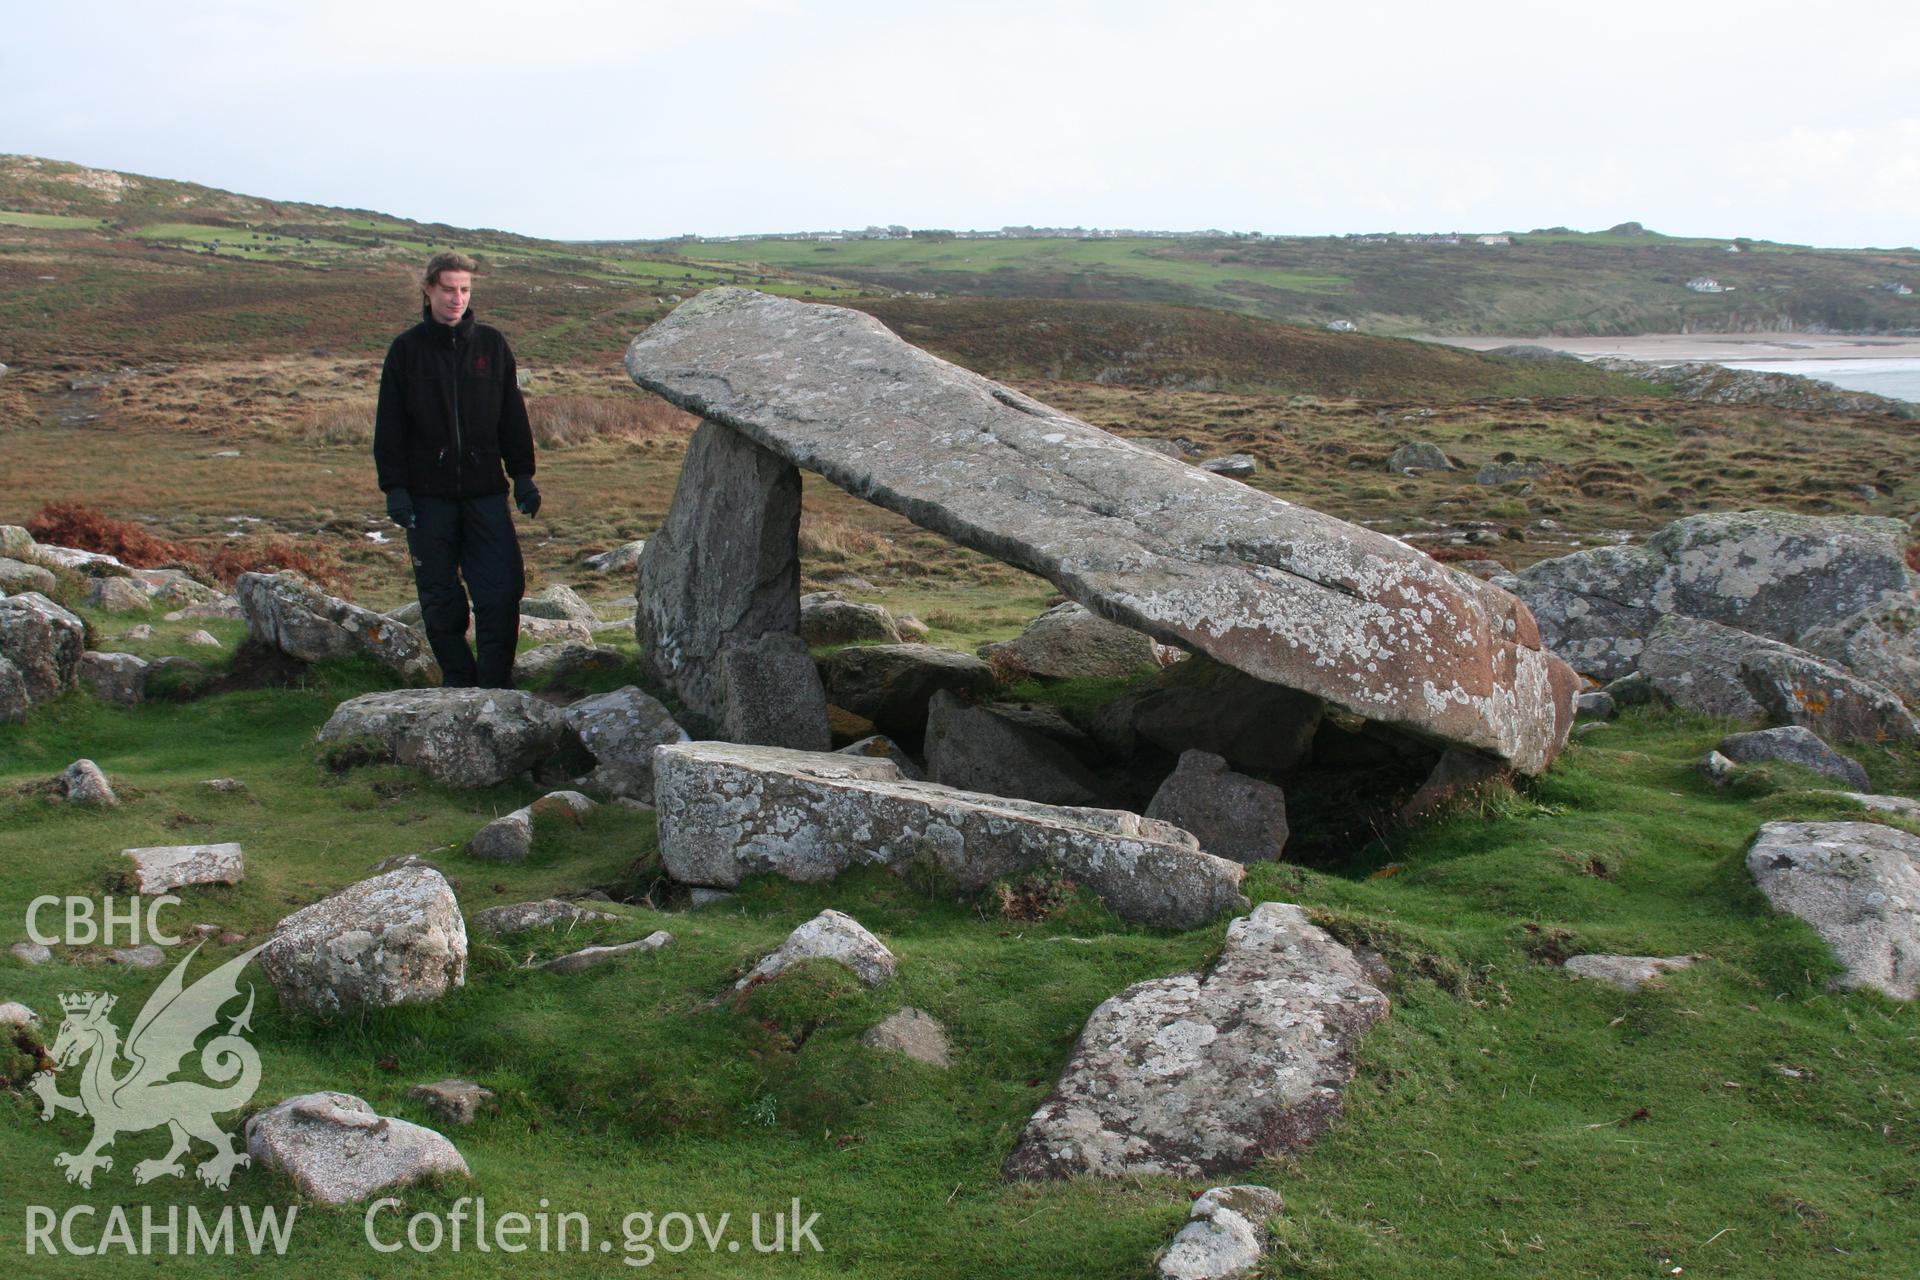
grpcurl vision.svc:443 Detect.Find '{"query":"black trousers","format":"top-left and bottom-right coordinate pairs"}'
top-left (407, 493), bottom-right (525, 689)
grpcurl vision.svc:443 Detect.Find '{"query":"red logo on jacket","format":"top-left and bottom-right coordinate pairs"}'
top-left (473, 356), bottom-right (489, 373)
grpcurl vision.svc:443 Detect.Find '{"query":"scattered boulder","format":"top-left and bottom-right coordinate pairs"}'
top-left (736, 909), bottom-right (895, 989)
top-left (1476, 460), bottom-right (1549, 485)
top-left (1563, 954), bottom-right (1697, 992)
top-left (719, 630), bottom-right (832, 750)
top-left (542, 931), bottom-right (674, 974)
top-left (560, 685), bottom-right (688, 800)
top-left (799, 591), bottom-right (900, 645)
top-left (1144, 750), bottom-right (1288, 864)
top-left (109, 944), bottom-right (165, 967)
top-left (245, 1091), bottom-right (470, 1206)
top-left (31, 544), bottom-right (120, 572)
top-left (1836, 791), bottom-right (1920, 818)
top-left (0, 557), bottom-right (56, 595)
top-left (237, 570), bottom-right (440, 684)
top-left (1747, 821), bottom-right (1920, 999)
top-left (0, 1001), bottom-right (36, 1026)
top-left (11, 942), bottom-right (51, 965)
top-left (0, 526), bottom-right (30, 558)
top-left (635, 418), bottom-right (802, 737)
top-left (1799, 597), bottom-right (1920, 711)
top-left (520, 583), bottom-right (597, 625)
top-left (1003, 902), bottom-right (1388, 1179)
top-left (1386, 442), bottom-right (1452, 472)
top-left (1718, 726), bottom-right (1869, 790)
top-left (583, 540), bottom-right (646, 573)
top-left (83, 576), bottom-right (152, 613)
top-left (202, 778), bottom-right (248, 794)
top-left (1155, 1186), bottom-right (1285, 1280)
top-left (77, 651), bottom-right (148, 707)
top-left (977, 602), bottom-right (1166, 680)
top-left (654, 741), bottom-right (1242, 929)
top-left (1513, 510), bottom-right (1920, 683)
top-left (1199, 453), bottom-right (1257, 478)
top-left (1576, 691), bottom-right (1616, 719)
top-left (1698, 750), bottom-right (1737, 789)
top-left (626, 289), bottom-right (1577, 775)
top-left (511, 641), bottom-right (622, 687)
top-left (165, 597), bottom-right (243, 622)
top-left (316, 689), bottom-right (575, 788)
top-left (58, 758), bottom-right (117, 808)
top-left (260, 866), bottom-right (467, 1018)
top-left (816, 643), bottom-right (997, 748)
top-left (470, 791), bottom-right (596, 863)
top-left (129, 567), bottom-right (221, 607)
top-left (518, 615), bottom-right (595, 646)
top-left (1638, 614), bottom-right (1919, 740)
top-left (923, 690), bottom-right (1111, 808)
top-left (121, 842), bottom-right (243, 893)
top-left (0, 592), bottom-right (86, 707)
top-left (407, 1079), bottom-right (495, 1127)
top-left (472, 898), bottom-right (621, 934)
top-left (183, 629), bottom-right (222, 648)
top-left (861, 1006), bottom-right (952, 1067)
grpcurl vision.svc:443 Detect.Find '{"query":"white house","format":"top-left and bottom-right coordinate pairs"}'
top-left (1685, 276), bottom-right (1724, 293)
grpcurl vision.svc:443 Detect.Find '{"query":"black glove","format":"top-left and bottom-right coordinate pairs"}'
top-left (513, 474), bottom-right (542, 518)
top-left (385, 487), bottom-right (417, 530)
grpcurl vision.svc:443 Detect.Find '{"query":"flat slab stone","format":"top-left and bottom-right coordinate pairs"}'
top-left (626, 289), bottom-right (1576, 774)
top-left (1002, 902), bottom-right (1388, 1180)
top-left (1563, 954), bottom-right (1697, 992)
top-left (316, 689), bottom-right (574, 789)
top-left (472, 898), bottom-right (622, 934)
top-left (653, 741), bottom-right (1245, 930)
top-left (122, 842), bottom-right (244, 893)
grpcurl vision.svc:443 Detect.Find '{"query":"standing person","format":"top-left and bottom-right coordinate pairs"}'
top-left (374, 251), bottom-right (542, 688)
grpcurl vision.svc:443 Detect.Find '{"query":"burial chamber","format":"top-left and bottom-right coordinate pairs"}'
top-left (623, 288), bottom-right (1576, 775)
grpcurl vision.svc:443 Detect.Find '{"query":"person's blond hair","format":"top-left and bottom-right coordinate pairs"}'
top-left (422, 251), bottom-right (479, 288)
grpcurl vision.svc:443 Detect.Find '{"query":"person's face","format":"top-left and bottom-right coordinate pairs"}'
top-left (424, 270), bottom-right (472, 325)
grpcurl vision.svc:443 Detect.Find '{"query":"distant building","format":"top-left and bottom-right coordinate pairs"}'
top-left (1475, 234), bottom-right (1511, 246)
top-left (1326, 319), bottom-right (1357, 332)
top-left (1685, 276), bottom-right (1724, 293)
top-left (1884, 282), bottom-right (1913, 296)
top-left (1725, 243), bottom-right (1743, 252)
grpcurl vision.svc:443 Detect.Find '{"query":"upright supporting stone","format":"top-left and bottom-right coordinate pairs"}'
top-left (635, 419), bottom-right (810, 739)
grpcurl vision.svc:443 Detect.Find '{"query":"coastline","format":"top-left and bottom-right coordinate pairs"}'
top-left (1423, 332), bottom-right (1920, 364)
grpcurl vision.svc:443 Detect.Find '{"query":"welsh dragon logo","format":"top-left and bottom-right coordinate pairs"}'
top-left (30, 943), bottom-right (267, 1190)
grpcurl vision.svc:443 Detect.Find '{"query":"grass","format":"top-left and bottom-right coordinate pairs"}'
top-left (1, 653), bottom-right (1915, 1277)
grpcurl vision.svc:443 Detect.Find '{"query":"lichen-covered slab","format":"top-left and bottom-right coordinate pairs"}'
top-left (652, 740), bottom-right (1244, 929)
top-left (627, 289), bottom-right (1576, 774)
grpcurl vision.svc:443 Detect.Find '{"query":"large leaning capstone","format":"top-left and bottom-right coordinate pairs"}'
top-left (627, 289), bottom-right (1577, 774)
top-left (653, 741), bottom-right (1245, 929)
top-left (1002, 901), bottom-right (1389, 1180)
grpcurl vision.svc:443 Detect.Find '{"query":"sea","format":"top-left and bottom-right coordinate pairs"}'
top-left (1718, 358), bottom-right (1920, 405)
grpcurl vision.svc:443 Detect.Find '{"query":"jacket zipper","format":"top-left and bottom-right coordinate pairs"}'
top-left (449, 330), bottom-right (465, 492)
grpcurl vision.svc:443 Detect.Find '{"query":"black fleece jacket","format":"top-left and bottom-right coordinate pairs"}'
top-left (373, 305), bottom-right (535, 498)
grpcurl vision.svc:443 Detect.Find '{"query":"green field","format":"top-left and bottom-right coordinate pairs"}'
top-left (0, 210), bottom-right (108, 230)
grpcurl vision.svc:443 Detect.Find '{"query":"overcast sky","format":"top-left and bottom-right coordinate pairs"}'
top-left (5, 0), bottom-right (1916, 247)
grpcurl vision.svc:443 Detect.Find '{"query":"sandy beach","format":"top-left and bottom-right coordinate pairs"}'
top-left (1424, 332), bottom-right (1920, 363)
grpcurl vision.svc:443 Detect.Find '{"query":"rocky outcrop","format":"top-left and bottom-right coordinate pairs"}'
top-left (1386, 442), bottom-right (1453, 472)
top-left (627, 289), bottom-right (1576, 774)
top-left (520, 583), bottom-right (597, 624)
top-left (316, 689), bottom-right (575, 789)
top-left (653, 741), bottom-right (1243, 929)
top-left (237, 570), bottom-right (440, 684)
top-left (245, 1092), bottom-right (469, 1206)
top-left (1003, 902), bottom-right (1388, 1179)
top-left (635, 418), bottom-right (802, 737)
top-left (471, 898), bottom-right (621, 934)
top-left (1513, 511), bottom-right (1920, 684)
top-left (583, 540), bottom-right (646, 573)
top-left (861, 1007), bottom-right (952, 1067)
top-left (0, 592), bottom-right (86, 707)
top-left (1593, 358), bottom-right (1917, 418)
top-left (1639, 614), bottom-right (1919, 741)
top-left (260, 867), bottom-right (467, 1018)
top-left (84, 576), bottom-right (151, 613)
top-left (0, 557), bottom-right (56, 595)
top-left (1563, 954), bottom-right (1696, 992)
top-left (1747, 821), bottom-right (1920, 999)
top-left (977, 601), bottom-right (1167, 680)
top-left (560, 685), bottom-right (688, 799)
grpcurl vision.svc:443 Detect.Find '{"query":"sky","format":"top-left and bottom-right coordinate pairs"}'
top-left (4, 0), bottom-right (1917, 247)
